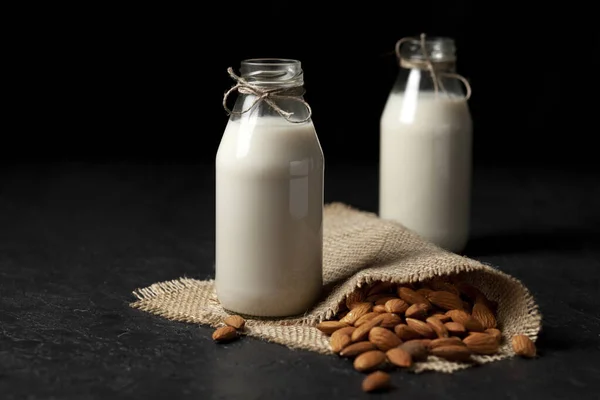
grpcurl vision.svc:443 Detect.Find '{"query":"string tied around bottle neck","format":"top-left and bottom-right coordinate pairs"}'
top-left (395, 33), bottom-right (472, 100)
top-left (222, 67), bottom-right (312, 123)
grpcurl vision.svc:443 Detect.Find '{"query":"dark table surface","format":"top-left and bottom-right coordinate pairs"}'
top-left (1, 162), bottom-right (599, 400)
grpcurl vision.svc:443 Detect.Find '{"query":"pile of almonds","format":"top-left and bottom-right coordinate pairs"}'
top-left (316, 279), bottom-right (537, 393)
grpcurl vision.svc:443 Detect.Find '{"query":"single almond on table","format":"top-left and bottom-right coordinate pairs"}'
top-left (394, 324), bottom-right (422, 341)
top-left (351, 315), bottom-right (383, 342)
top-left (472, 302), bottom-right (497, 329)
top-left (345, 289), bottom-right (366, 309)
top-left (361, 371), bottom-right (391, 392)
top-left (405, 303), bottom-right (431, 320)
top-left (429, 337), bottom-right (464, 349)
top-left (340, 302), bottom-right (373, 325)
top-left (224, 315), bottom-right (246, 330)
top-left (445, 321), bottom-right (467, 336)
top-left (377, 313), bottom-right (402, 329)
top-left (369, 326), bottom-right (402, 351)
top-left (431, 345), bottom-right (472, 362)
top-left (426, 291), bottom-right (464, 311)
top-left (386, 347), bottom-right (413, 368)
top-left (406, 318), bottom-right (436, 339)
top-left (212, 326), bottom-right (238, 342)
top-left (426, 316), bottom-right (449, 338)
top-left (399, 340), bottom-right (429, 361)
top-left (373, 304), bottom-right (387, 313)
top-left (354, 312), bottom-right (380, 327)
top-left (353, 350), bottom-right (387, 372)
top-left (398, 287), bottom-right (431, 306)
top-left (512, 334), bottom-right (536, 358)
top-left (330, 333), bottom-right (352, 353)
top-left (485, 328), bottom-right (502, 343)
top-left (316, 320), bottom-right (349, 335)
top-left (463, 332), bottom-right (500, 354)
top-left (385, 298), bottom-right (409, 314)
top-left (339, 341), bottom-right (376, 357)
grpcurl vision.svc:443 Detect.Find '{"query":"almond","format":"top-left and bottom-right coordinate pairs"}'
top-left (416, 287), bottom-right (433, 297)
top-left (405, 303), bottom-right (431, 320)
top-left (399, 340), bottom-right (429, 361)
top-left (398, 287), bottom-right (431, 306)
top-left (431, 313), bottom-right (451, 323)
top-left (426, 291), bottom-right (464, 311)
top-left (455, 281), bottom-right (484, 302)
top-left (429, 337), bottom-right (464, 349)
top-left (351, 315), bottom-right (383, 342)
top-left (378, 313), bottom-right (403, 329)
top-left (212, 326), bottom-right (237, 342)
top-left (394, 324), bottom-right (422, 341)
top-left (512, 334), bottom-right (536, 358)
top-left (355, 312), bottom-right (380, 327)
top-left (463, 332), bottom-right (499, 355)
top-left (406, 318), bottom-right (436, 339)
top-left (369, 326), bottom-right (402, 351)
top-left (384, 298), bottom-right (409, 314)
top-left (366, 293), bottom-right (393, 303)
top-left (373, 305), bottom-right (387, 313)
top-left (445, 321), bottom-right (467, 336)
top-left (353, 350), bottom-right (387, 372)
top-left (340, 302), bottom-right (372, 325)
top-left (431, 345), bottom-right (472, 362)
top-left (472, 302), bottom-right (497, 329)
top-left (445, 309), bottom-right (471, 325)
top-left (330, 333), bottom-right (352, 353)
top-left (430, 280), bottom-right (460, 296)
top-left (485, 328), bottom-right (502, 343)
top-left (367, 281), bottom-right (394, 296)
top-left (345, 289), bottom-right (367, 309)
top-left (374, 296), bottom-right (398, 306)
top-left (446, 310), bottom-right (484, 332)
top-left (331, 326), bottom-right (356, 341)
top-left (426, 316), bottom-right (449, 338)
top-left (316, 320), bottom-right (349, 335)
top-left (361, 371), bottom-right (390, 392)
top-left (339, 341), bottom-right (377, 357)
top-left (386, 347), bottom-right (412, 368)
top-left (224, 315), bottom-right (246, 330)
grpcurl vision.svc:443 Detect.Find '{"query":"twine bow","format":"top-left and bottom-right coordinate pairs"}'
top-left (222, 67), bottom-right (312, 123)
top-left (395, 33), bottom-right (472, 100)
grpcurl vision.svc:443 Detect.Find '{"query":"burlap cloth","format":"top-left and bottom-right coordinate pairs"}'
top-left (130, 202), bottom-right (541, 373)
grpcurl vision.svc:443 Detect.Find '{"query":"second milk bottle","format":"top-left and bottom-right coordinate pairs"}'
top-left (379, 34), bottom-right (473, 253)
top-left (216, 59), bottom-right (324, 317)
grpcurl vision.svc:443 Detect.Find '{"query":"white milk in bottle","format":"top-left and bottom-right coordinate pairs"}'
top-left (216, 59), bottom-right (324, 317)
top-left (379, 35), bottom-right (473, 253)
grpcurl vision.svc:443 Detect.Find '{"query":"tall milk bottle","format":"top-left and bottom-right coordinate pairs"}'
top-left (216, 59), bottom-right (324, 317)
top-left (379, 35), bottom-right (473, 253)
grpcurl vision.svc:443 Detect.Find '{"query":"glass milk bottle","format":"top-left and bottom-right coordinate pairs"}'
top-left (216, 59), bottom-right (324, 317)
top-left (379, 34), bottom-right (473, 253)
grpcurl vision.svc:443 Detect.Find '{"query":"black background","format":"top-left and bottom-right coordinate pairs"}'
top-left (8, 2), bottom-right (599, 169)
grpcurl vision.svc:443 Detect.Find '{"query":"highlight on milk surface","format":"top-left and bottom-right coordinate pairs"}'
top-left (215, 59), bottom-right (324, 318)
top-left (379, 34), bottom-right (473, 254)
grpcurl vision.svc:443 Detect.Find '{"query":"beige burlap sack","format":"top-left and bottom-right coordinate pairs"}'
top-left (130, 202), bottom-right (541, 373)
